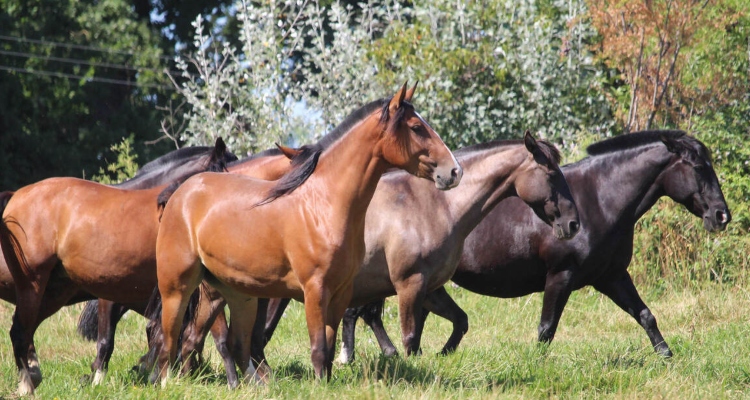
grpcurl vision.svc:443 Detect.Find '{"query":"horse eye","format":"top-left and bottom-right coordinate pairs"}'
top-left (411, 125), bottom-right (427, 136)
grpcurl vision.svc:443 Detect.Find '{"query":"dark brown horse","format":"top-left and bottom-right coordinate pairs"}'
top-left (259, 133), bottom-right (580, 365)
top-left (342, 130), bottom-right (730, 360)
top-left (75, 147), bottom-right (297, 384)
top-left (152, 83), bottom-right (461, 386)
top-left (0, 139), bottom-right (237, 395)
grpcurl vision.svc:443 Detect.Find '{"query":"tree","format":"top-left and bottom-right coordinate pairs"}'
top-left (587, 0), bottom-right (749, 131)
top-left (0, 0), bottom-right (174, 189)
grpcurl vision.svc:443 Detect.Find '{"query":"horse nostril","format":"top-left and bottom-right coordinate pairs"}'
top-left (450, 167), bottom-right (459, 180)
top-left (717, 210), bottom-right (729, 224)
top-left (569, 220), bottom-right (579, 234)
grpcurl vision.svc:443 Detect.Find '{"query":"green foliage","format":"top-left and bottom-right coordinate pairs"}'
top-left (630, 99), bottom-right (750, 287)
top-left (173, 0), bottom-right (612, 153)
top-left (368, 0), bottom-right (613, 148)
top-left (91, 135), bottom-right (139, 184)
top-left (0, 0), bottom-right (172, 189)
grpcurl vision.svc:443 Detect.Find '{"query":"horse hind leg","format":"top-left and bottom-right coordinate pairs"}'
top-left (151, 257), bottom-right (203, 387)
top-left (422, 286), bottom-right (468, 355)
top-left (89, 300), bottom-right (129, 385)
top-left (224, 296), bottom-right (263, 385)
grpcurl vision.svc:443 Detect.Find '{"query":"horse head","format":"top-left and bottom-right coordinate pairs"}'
top-left (379, 82), bottom-right (462, 190)
top-left (514, 131), bottom-right (579, 240)
top-left (659, 133), bottom-right (730, 232)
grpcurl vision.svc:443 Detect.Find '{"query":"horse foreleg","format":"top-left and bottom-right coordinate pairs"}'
top-left (302, 283), bottom-right (331, 380)
top-left (538, 269), bottom-right (574, 344)
top-left (338, 306), bottom-right (360, 364)
top-left (358, 299), bottom-right (399, 359)
top-left (324, 286), bottom-right (354, 377)
top-left (594, 272), bottom-right (672, 357)
top-left (224, 296), bottom-right (261, 385)
top-left (208, 309), bottom-right (245, 386)
top-left (250, 298), bottom-right (270, 373)
top-left (91, 300), bottom-right (128, 385)
top-left (422, 286), bottom-right (468, 355)
top-left (394, 274), bottom-right (427, 356)
top-left (264, 297), bottom-right (291, 344)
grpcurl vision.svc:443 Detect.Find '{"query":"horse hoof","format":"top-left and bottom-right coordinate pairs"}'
top-left (18, 369), bottom-right (36, 396)
top-left (337, 348), bottom-right (354, 364)
top-left (92, 369), bottom-right (107, 385)
top-left (383, 348), bottom-right (398, 358)
top-left (656, 345), bottom-right (673, 358)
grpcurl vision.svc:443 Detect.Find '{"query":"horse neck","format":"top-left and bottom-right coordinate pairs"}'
top-left (228, 155), bottom-right (290, 180)
top-left (573, 144), bottom-right (673, 227)
top-left (305, 117), bottom-right (389, 227)
top-left (441, 145), bottom-right (529, 237)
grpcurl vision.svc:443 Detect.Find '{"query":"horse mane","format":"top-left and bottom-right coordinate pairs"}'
top-left (156, 139), bottom-right (234, 214)
top-left (455, 138), bottom-right (562, 164)
top-left (255, 98), bottom-right (395, 206)
top-left (586, 130), bottom-right (687, 156)
top-left (128, 146), bottom-right (212, 180)
top-left (226, 147), bottom-right (283, 168)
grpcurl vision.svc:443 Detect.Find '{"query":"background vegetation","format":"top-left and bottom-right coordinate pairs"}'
top-left (0, 0), bottom-right (748, 397)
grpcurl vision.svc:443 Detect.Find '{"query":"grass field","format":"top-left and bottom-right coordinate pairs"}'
top-left (0, 281), bottom-right (749, 399)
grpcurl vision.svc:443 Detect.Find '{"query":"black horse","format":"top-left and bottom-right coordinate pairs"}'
top-left (337, 130), bottom-right (730, 361)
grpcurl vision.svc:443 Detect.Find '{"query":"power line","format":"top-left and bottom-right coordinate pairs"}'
top-left (0, 65), bottom-right (175, 90)
top-left (0, 49), bottom-right (184, 76)
top-left (0, 34), bottom-right (176, 62)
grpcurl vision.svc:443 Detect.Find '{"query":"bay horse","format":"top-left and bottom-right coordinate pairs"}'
top-left (259, 132), bottom-right (580, 364)
top-left (77, 146), bottom-right (301, 385)
top-left (343, 130), bottom-right (730, 360)
top-left (152, 83), bottom-right (462, 386)
top-left (0, 143), bottom-right (238, 304)
top-left (0, 138), bottom-right (237, 395)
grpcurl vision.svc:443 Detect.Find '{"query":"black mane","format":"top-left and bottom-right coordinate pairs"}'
top-left (586, 130), bottom-right (686, 156)
top-left (255, 98), bottom-right (395, 206)
top-left (131, 146), bottom-right (212, 178)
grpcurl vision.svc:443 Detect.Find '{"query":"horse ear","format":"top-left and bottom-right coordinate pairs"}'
top-left (214, 136), bottom-right (227, 153)
top-left (275, 143), bottom-right (302, 160)
top-left (524, 130), bottom-right (548, 164)
top-left (660, 135), bottom-right (679, 153)
top-left (404, 80), bottom-right (418, 102)
top-left (389, 81), bottom-right (408, 114)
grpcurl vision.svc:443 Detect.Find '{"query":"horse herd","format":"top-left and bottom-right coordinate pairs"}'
top-left (0, 83), bottom-right (731, 395)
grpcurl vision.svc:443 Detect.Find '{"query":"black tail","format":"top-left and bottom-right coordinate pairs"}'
top-left (144, 286), bottom-right (201, 356)
top-left (77, 300), bottom-right (100, 341)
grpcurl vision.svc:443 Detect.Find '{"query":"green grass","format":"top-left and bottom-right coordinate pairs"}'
top-left (1, 282), bottom-right (749, 399)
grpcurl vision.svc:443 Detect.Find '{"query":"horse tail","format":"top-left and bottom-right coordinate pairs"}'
top-left (0, 191), bottom-right (30, 282)
top-left (156, 182), bottom-right (179, 220)
top-left (144, 285), bottom-right (201, 353)
top-left (77, 300), bottom-right (100, 341)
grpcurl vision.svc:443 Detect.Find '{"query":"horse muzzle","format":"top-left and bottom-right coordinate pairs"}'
top-left (436, 166), bottom-right (462, 190)
top-left (704, 208), bottom-right (731, 232)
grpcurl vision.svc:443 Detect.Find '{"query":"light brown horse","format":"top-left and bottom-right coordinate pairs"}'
top-left (0, 140), bottom-right (237, 396)
top-left (76, 147), bottom-right (298, 386)
top-left (153, 83), bottom-right (461, 385)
